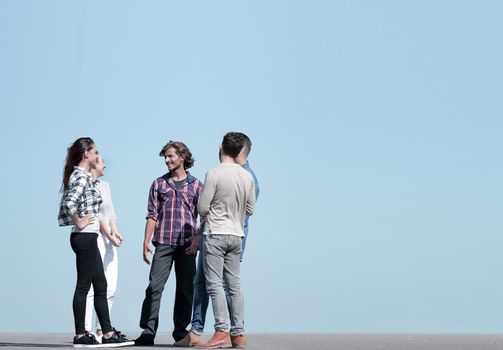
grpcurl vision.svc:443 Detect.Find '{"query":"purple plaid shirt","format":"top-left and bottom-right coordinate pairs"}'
top-left (146, 172), bottom-right (204, 246)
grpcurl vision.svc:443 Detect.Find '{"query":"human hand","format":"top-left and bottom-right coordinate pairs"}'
top-left (185, 235), bottom-right (200, 255)
top-left (143, 242), bottom-right (153, 265)
top-left (73, 214), bottom-right (94, 229)
top-left (112, 231), bottom-right (123, 245)
top-left (110, 234), bottom-right (121, 247)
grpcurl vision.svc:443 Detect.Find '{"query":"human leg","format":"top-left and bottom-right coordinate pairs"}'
top-left (172, 245), bottom-right (196, 341)
top-left (203, 235), bottom-right (229, 333)
top-left (91, 243), bottom-right (112, 333)
top-left (96, 244), bottom-right (118, 332)
top-left (84, 284), bottom-right (95, 332)
top-left (191, 241), bottom-right (210, 336)
top-left (223, 236), bottom-right (244, 336)
top-left (138, 244), bottom-right (175, 337)
top-left (70, 232), bottom-right (99, 335)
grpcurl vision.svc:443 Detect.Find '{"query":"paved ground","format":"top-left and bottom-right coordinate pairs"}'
top-left (1, 333), bottom-right (503, 350)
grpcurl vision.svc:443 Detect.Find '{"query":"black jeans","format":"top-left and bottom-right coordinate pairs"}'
top-left (139, 244), bottom-right (196, 341)
top-left (70, 232), bottom-right (112, 334)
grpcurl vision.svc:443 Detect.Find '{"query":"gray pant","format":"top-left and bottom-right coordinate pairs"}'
top-left (139, 244), bottom-right (196, 341)
top-left (203, 234), bottom-right (244, 336)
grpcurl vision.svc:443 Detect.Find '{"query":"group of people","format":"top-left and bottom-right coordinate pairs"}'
top-left (58, 132), bottom-right (259, 348)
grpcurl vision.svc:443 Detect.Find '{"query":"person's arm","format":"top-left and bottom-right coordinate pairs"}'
top-left (143, 219), bottom-right (156, 264)
top-left (186, 181), bottom-right (205, 255)
top-left (254, 174), bottom-right (260, 201)
top-left (102, 182), bottom-right (123, 244)
top-left (197, 170), bottom-right (216, 217)
top-left (246, 180), bottom-right (256, 216)
top-left (109, 219), bottom-right (122, 243)
top-left (63, 174), bottom-right (94, 229)
top-left (143, 181), bottom-right (159, 264)
top-left (73, 213), bottom-right (94, 229)
top-left (100, 218), bottom-right (120, 246)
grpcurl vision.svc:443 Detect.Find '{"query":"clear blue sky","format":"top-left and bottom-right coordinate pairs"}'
top-left (1, 0), bottom-right (502, 334)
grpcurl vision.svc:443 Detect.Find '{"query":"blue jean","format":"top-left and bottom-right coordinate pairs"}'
top-left (240, 216), bottom-right (250, 262)
top-left (190, 240), bottom-right (210, 335)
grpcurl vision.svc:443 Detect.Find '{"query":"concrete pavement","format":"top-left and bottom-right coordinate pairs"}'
top-left (1, 333), bottom-right (503, 350)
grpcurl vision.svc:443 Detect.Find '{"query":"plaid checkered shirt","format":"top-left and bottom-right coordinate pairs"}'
top-left (146, 172), bottom-right (204, 246)
top-left (58, 167), bottom-right (103, 226)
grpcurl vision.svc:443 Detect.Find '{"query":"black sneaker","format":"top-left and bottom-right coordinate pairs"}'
top-left (134, 333), bottom-right (155, 346)
top-left (101, 329), bottom-right (135, 348)
top-left (73, 332), bottom-right (101, 348)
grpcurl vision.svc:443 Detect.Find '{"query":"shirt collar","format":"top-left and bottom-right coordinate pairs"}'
top-left (241, 161), bottom-right (250, 170)
top-left (165, 171), bottom-right (195, 184)
top-left (74, 166), bottom-right (92, 178)
top-left (186, 171), bottom-right (195, 183)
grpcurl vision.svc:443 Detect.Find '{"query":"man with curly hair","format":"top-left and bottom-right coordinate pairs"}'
top-left (135, 141), bottom-right (204, 346)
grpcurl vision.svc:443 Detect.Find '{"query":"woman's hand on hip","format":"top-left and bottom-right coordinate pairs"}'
top-left (73, 214), bottom-right (94, 229)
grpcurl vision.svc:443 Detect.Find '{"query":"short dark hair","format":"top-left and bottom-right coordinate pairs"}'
top-left (221, 132), bottom-right (249, 158)
top-left (159, 141), bottom-right (195, 169)
top-left (242, 134), bottom-right (252, 156)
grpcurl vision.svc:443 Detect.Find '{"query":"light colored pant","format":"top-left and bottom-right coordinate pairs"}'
top-left (203, 234), bottom-right (244, 336)
top-left (85, 234), bottom-right (118, 332)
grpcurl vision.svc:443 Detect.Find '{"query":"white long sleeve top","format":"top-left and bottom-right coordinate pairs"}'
top-left (97, 180), bottom-right (116, 234)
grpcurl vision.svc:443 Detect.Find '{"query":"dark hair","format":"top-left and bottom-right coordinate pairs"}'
top-left (221, 132), bottom-right (249, 158)
top-left (159, 141), bottom-right (194, 169)
top-left (242, 134), bottom-right (252, 156)
top-left (61, 137), bottom-right (95, 192)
